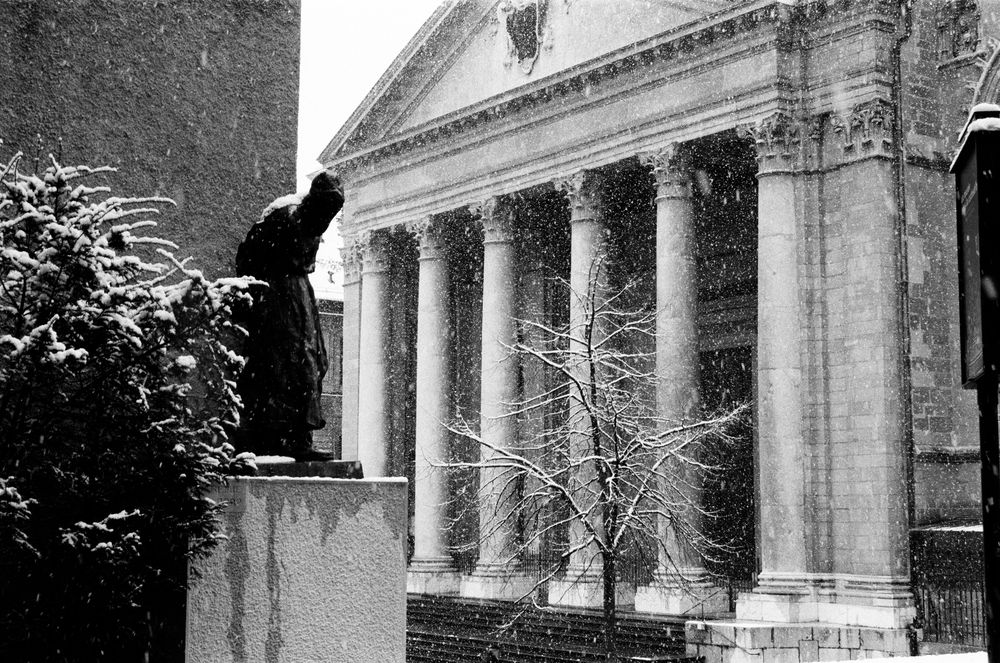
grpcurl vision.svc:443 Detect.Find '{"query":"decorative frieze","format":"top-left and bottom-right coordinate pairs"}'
top-left (470, 197), bottom-right (516, 243)
top-left (407, 216), bottom-right (447, 260)
top-left (333, 1), bottom-right (894, 169)
top-left (830, 98), bottom-right (894, 161)
top-left (639, 143), bottom-right (691, 199)
top-left (555, 170), bottom-right (604, 222)
top-left (357, 229), bottom-right (391, 274)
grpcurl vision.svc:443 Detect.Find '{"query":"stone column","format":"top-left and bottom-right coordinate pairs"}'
top-left (357, 229), bottom-right (391, 478)
top-left (339, 235), bottom-right (362, 462)
top-left (736, 112), bottom-right (812, 622)
top-left (634, 145), bottom-right (726, 615)
top-left (460, 197), bottom-right (534, 601)
top-left (406, 216), bottom-right (460, 595)
top-left (547, 170), bottom-right (634, 609)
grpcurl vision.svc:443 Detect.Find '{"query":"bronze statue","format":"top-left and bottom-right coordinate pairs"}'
top-left (235, 172), bottom-right (344, 461)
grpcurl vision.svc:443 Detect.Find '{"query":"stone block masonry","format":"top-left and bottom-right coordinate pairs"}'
top-left (686, 620), bottom-right (913, 663)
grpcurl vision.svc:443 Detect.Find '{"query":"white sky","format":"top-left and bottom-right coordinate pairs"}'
top-left (299, 0), bottom-right (444, 299)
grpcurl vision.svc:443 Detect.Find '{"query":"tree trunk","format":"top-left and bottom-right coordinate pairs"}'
top-left (603, 551), bottom-right (618, 663)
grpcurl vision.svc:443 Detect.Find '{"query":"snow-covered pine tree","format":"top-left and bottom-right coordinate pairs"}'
top-left (0, 149), bottom-right (254, 661)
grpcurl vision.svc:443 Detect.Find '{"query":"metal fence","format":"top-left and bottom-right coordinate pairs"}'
top-left (914, 582), bottom-right (986, 649)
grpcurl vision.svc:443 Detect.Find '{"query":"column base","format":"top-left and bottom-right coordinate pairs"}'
top-left (634, 569), bottom-right (729, 616)
top-left (734, 573), bottom-right (916, 629)
top-left (407, 557), bottom-right (461, 596)
top-left (547, 567), bottom-right (636, 609)
top-left (460, 562), bottom-right (536, 601)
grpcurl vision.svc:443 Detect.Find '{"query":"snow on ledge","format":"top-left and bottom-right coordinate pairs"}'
top-left (968, 117), bottom-right (1000, 133)
top-left (253, 455), bottom-right (296, 464)
top-left (864, 653), bottom-right (984, 663)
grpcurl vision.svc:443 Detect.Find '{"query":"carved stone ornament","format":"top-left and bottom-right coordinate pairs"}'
top-left (554, 170), bottom-right (604, 221)
top-left (499, 0), bottom-right (548, 74)
top-left (339, 236), bottom-right (363, 284)
top-left (407, 216), bottom-right (447, 259)
top-left (469, 197), bottom-right (516, 243)
top-left (638, 143), bottom-right (691, 199)
top-left (737, 112), bottom-right (805, 173)
top-left (356, 229), bottom-right (391, 274)
top-left (937, 0), bottom-right (981, 61)
top-left (830, 99), bottom-right (894, 160)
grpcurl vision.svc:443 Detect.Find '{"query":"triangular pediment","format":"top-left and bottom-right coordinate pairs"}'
top-left (321, 0), bottom-right (732, 163)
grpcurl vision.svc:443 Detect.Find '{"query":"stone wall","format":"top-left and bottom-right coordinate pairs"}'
top-left (186, 476), bottom-right (408, 663)
top-left (0, 0), bottom-right (300, 277)
top-left (687, 620), bottom-right (912, 663)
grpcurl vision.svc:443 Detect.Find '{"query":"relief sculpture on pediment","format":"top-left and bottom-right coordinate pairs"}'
top-left (499, 0), bottom-right (548, 74)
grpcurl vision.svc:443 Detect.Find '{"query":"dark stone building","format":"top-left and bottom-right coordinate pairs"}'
top-left (0, 0), bottom-right (301, 275)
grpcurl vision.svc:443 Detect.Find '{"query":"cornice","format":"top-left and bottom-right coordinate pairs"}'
top-left (329, 0), bottom-right (902, 174)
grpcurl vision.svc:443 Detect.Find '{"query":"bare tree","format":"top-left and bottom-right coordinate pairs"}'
top-left (446, 259), bottom-right (748, 662)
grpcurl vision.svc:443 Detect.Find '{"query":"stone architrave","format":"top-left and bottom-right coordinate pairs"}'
top-left (356, 229), bottom-right (391, 478)
top-left (460, 197), bottom-right (534, 601)
top-left (633, 144), bottom-right (726, 616)
top-left (339, 234), bottom-right (362, 462)
top-left (407, 216), bottom-right (461, 595)
top-left (547, 170), bottom-right (634, 609)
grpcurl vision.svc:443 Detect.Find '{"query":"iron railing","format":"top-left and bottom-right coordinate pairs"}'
top-left (915, 582), bottom-right (986, 649)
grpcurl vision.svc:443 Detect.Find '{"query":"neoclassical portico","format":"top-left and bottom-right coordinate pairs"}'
top-left (321, 2), bottom-right (963, 660)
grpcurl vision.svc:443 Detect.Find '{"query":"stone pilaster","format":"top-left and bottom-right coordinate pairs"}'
top-left (547, 170), bottom-right (633, 609)
top-left (356, 229), bottom-right (391, 478)
top-left (407, 216), bottom-right (460, 595)
top-left (460, 197), bottom-right (534, 601)
top-left (339, 234), bottom-right (362, 462)
top-left (633, 144), bottom-right (725, 616)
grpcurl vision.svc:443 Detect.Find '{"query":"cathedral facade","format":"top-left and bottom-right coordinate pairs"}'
top-left (321, 1), bottom-right (997, 660)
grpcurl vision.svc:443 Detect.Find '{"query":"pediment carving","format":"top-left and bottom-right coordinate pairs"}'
top-left (498, 0), bottom-right (549, 74)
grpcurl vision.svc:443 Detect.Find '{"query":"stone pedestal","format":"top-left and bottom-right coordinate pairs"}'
top-left (186, 474), bottom-right (408, 663)
top-left (408, 558), bottom-right (461, 595)
top-left (547, 565), bottom-right (636, 609)
top-left (686, 620), bottom-right (913, 663)
top-left (460, 563), bottom-right (536, 601)
top-left (634, 570), bottom-right (729, 617)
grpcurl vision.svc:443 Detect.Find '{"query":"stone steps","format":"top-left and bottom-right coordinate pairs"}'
top-left (406, 594), bottom-right (693, 662)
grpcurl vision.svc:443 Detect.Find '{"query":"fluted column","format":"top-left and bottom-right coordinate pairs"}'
top-left (733, 112), bottom-right (811, 622)
top-left (357, 229), bottom-right (391, 478)
top-left (634, 145), bottom-right (724, 615)
top-left (548, 170), bottom-right (633, 608)
top-left (340, 235), bottom-right (362, 461)
top-left (460, 197), bottom-right (534, 601)
top-left (407, 216), bottom-right (460, 595)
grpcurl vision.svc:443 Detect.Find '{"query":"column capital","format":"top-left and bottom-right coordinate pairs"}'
top-left (738, 111), bottom-right (820, 175)
top-left (406, 215), bottom-right (447, 260)
top-left (639, 143), bottom-right (691, 199)
top-left (340, 235), bottom-right (363, 284)
top-left (829, 98), bottom-right (894, 164)
top-left (357, 229), bottom-right (391, 274)
top-left (555, 170), bottom-right (604, 223)
top-left (469, 196), bottom-right (516, 244)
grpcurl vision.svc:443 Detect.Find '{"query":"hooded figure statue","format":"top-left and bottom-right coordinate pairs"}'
top-left (235, 172), bottom-right (344, 461)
